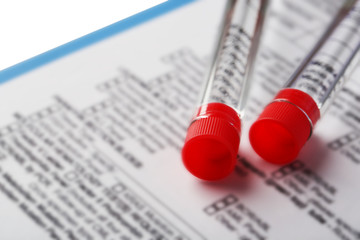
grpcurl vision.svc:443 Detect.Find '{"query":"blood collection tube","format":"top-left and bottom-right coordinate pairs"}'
top-left (249, 0), bottom-right (360, 165)
top-left (182, 0), bottom-right (268, 180)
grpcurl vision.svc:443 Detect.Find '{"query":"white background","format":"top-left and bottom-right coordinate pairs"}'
top-left (0, 0), bottom-right (166, 71)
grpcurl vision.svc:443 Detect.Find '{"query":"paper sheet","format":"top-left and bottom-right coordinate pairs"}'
top-left (0, 0), bottom-right (359, 239)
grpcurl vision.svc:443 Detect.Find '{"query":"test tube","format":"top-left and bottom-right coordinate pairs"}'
top-left (249, 0), bottom-right (360, 164)
top-left (182, 0), bottom-right (268, 180)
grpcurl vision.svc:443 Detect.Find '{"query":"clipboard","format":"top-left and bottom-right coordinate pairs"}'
top-left (0, 1), bottom-right (359, 239)
top-left (0, 0), bottom-right (196, 83)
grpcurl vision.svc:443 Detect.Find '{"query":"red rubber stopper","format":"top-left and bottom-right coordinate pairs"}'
top-left (249, 88), bottom-right (320, 165)
top-left (182, 102), bottom-right (241, 181)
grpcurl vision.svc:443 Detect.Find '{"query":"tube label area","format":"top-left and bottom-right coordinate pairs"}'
top-left (204, 0), bottom-right (264, 113)
top-left (289, 2), bottom-right (360, 110)
top-left (210, 24), bottom-right (251, 107)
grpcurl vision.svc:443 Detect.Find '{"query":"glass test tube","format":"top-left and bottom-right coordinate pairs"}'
top-left (182, 0), bottom-right (268, 180)
top-left (250, 0), bottom-right (360, 165)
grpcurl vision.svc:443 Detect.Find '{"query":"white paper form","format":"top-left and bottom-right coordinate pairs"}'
top-left (0, 0), bottom-right (359, 239)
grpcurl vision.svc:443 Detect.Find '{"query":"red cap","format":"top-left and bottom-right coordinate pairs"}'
top-left (249, 88), bottom-right (320, 164)
top-left (182, 102), bottom-right (241, 181)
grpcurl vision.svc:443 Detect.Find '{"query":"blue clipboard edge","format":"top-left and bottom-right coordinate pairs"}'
top-left (0, 0), bottom-right (196, 84)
